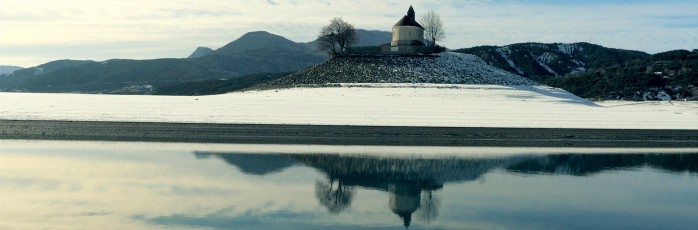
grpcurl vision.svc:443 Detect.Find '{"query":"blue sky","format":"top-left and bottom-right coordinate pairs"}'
top-left (1, 0), bottom-right (697, 67)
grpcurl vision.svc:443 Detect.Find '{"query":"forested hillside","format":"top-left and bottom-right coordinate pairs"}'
top-left (456, 43), bottom-right (697, 100)
top-left (546, 49), bottom-right (698, 100)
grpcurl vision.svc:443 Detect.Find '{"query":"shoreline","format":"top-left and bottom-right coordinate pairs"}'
top-left (2, 120), bottom-right (697, 147)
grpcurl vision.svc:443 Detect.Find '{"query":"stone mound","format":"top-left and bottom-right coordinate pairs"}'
top-left (270, 52), bottom-right (538, 86)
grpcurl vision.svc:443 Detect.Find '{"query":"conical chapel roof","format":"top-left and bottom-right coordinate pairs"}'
top-left (393, 6), bottom-right (424, 29)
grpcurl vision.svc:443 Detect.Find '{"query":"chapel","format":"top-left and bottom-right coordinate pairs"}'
top-left (388, 6), bottom-right (426, 53)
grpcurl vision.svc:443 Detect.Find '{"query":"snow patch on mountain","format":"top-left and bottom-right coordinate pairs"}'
top-left (535, 52), bottom-right (559, 76)
top-left (495, 47), bottom-right (524, 75)
top-left (557, 43), bottom-right (581, 55)
top-left (34, 68), bottom-right (44, 76)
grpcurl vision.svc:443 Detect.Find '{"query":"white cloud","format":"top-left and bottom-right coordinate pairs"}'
top-left (1, 0), bottom-right (696, 66)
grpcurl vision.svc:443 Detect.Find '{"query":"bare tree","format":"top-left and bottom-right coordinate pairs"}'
top-left (317, 17), bottom-right (358, 56)
top-left (420, 10), bottom-right (445, 47)
top-left (317, 32), bottom-right (339, 56)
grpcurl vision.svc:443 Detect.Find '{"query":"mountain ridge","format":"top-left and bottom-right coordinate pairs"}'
top-left (1, 29), bottom-right (391, 93)
top-left (0, 31), bottom-right (331, 93)
top-left (1, 30), bottom-right (693, 100)
top-left (455, 43), bottom-right (697, 100)
top-left (454, 42), bottom-right (650, 80)
top-left (0, 65), bottom-right (23, 75)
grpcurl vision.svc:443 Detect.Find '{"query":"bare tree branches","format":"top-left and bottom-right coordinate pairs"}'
top-left (317, 17), bottom-right (358, 56)
top-left (317, 33), bottom-right (339, 56)
top-left (315, 179), bottom-right (355, 214)
top-left (420, 10), bottom-right (445, 47)
top-left (416, 190), bottom-right (440, 223)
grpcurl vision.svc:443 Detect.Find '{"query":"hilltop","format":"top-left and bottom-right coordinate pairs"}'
top-left (269, 52), bottom-right (537, 86)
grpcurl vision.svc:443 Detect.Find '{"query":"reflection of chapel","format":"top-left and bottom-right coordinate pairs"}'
top-left (386, 5), bottom-right (426, 54)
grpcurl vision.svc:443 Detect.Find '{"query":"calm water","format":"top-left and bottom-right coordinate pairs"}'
top-left (1, 141), bottom-right (697, 230)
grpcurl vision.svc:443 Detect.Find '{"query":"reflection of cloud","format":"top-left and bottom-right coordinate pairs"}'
top-left (3, 140), bottom-right (697, 229)
top-left (0, 152), bottom-right (320, 229)
top-left (138, 209), bottom-right (377, 230)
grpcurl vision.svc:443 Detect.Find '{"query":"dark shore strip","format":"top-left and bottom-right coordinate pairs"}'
top-left (1, 120), bottom-right (697, 147)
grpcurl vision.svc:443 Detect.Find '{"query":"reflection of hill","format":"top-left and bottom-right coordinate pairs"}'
top-left (194, 152), bottom-right (298, 175)
top-left (195, 151), bottom-right (697, 228)
top-left (196, 152), bottom-right (698, 179)
top-left (291, 154), bottom-right (517, 189)
top-left (506, 154), bottom-right (698, 176)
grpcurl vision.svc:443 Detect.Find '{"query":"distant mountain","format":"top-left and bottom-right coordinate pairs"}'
top-left (303, 29), bottom-right (391, 52)
top-left (455, 43), bottom-right (697, 100)
top-left (0, 31), bottom-right (326, 93)
top-left (187, 47), bottom-right (213, 58)
top-left (0, 65), bottom-right (23, 75)
top-left (0, 60), bottom-right (94, 90)
top-left (3, 60), bottom-right (94, 79)
top-left (454, 42), bottom-right (650, 81)
top-left (215, 31), bottom-right (311, 55)
top-left (0, 29), bottom-right (393, 94)
top-left (352, 29), bottom-right (392, 47)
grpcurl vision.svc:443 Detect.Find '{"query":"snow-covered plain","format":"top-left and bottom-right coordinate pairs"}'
top-left (1, 84), bottom-right (696, 130)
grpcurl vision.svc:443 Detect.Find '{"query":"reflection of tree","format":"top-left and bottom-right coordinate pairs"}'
top-left (417, 190), bottom-right (440, 224)
top-left (315, 178), bottom-right (355, 214)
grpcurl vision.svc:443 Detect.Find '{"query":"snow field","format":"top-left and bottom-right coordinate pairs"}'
top-left (1, 84), bottom-right (696, 130)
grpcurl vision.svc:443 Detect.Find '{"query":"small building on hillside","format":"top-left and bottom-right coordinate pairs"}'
top-left (346, 5), bottom-right (441, 56)
top-left (384, 6), bottom-right (426, 54)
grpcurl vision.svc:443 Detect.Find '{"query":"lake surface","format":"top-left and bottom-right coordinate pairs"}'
top-left (1, 140), bottom-right (697, 229)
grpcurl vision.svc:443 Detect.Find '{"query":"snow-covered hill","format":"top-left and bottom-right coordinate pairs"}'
top-left (1, 84), bottom-right (696, 130)
top-left (271, 52), bottom-right (538, 86)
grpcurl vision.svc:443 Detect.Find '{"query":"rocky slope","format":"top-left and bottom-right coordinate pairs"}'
top-left (454, 42), bottom-right (650, 80)
top-left (270, 52), bottom-right (538, 86)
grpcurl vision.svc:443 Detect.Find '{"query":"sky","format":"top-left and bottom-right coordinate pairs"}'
top-left (1, 0), bottom-right (697, 67)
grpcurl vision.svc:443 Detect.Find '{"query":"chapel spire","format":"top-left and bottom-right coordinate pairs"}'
top-left (407, 5), bottom-right (416, 19)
